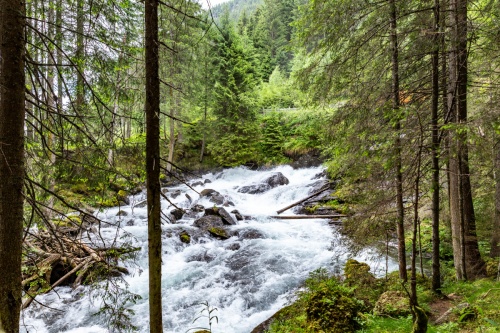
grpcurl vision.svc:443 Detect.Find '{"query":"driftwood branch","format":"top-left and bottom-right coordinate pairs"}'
top-left (276, 186), bottom-right (332, 214)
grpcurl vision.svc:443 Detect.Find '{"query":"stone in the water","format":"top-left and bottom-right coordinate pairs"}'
top-left (231, 210), bottom-right (244, 221)
top-left (218, 207), bottom-right (236, 225)
top-left (170, 208), bottom-right (184, 221)
top-left (179, 231), bottom-right (191, 244)
top-left (116, 210), bottom-right (128, 217)
top-left (193, 215), bottom-right (224, 229)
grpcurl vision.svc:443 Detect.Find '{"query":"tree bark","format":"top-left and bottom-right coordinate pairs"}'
top-left (447, 0), bottom-right (486, 280)
top-left (76, 0), bottom-right (84, 115)
top-left (389, 0), bottom-right (407, 282)
top-left (145, 0), bottom-right (163, 331)
top-left (491, 142), bottom-right (500, 257)
top-left (0, 0), bottom-right (26, 330)
top-left (431, 0), bottom-right (442, 293)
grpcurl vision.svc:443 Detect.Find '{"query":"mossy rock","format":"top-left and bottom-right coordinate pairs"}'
top-left (99, 197), bottom-right (119, 208)
top-left (208, 227), bottom-right (229, 239)
top-left (305, 278), bottom-right (364, 332)
top-left (373, 291), bottom-right (411, 317)
top-left (344, 259), bottom-right (375, 285)
top-left (180, 232), bottom-right (191, 244)
top-left (70, 183), bottom-right (89, 195)
top-left (52, 215), bottom-right (82, 228)
top-left (484, 257), bottom-right (499, 277)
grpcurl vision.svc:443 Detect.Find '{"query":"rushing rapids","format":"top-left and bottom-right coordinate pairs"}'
top-left (21, 165), bottom-right (397, 333)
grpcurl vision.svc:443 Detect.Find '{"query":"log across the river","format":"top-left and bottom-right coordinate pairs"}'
top-left (270, 214), bottom-right (347, 219)
top-left (276, 186), bottom-right (331, 215)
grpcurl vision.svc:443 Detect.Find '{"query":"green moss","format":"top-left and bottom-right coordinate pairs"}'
top-left (52, 215), bottom-right (82, 228)
top-left (180, 232), bottom-right (191, 244)
top-left (208, 227), bottom-right (229, 239)
top-left (373, 291), bottom-right (411, 317)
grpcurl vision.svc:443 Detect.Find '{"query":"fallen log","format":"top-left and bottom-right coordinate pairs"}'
top-left (276, 186), bottom-right (332, 215)
top-left (270, 215), bottom-right (347, 219)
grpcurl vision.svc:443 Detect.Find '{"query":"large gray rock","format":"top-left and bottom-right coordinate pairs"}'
top-left (200, 189), bottom-right (225, 205)
top-left (204, 207), bottom-right (236, 226)
top-left (193, 215), bottom-right (224, 229)
top-left (218, 207), bottom-right (236, 225)
top-left (238, 172), bottom-right (289, 194)
top-left (265, 172), bottom-right (289, 187)
top-left (238, 184), bottom-right (271, 194)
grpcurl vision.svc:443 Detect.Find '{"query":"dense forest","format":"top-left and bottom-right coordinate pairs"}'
top-left (1, 0), bottom-right (500, 332)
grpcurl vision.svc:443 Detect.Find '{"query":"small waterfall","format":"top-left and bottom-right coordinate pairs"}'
top-left (21, 165), bottom-right (397, 333)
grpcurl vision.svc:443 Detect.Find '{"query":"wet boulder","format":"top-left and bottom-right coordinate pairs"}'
top-left (193, 215), bottom-right (224, 229)
top-left (265, 172), bottom-right (289, 187)
top-left (238, 228), bottom-right (265, 240)
top-left (238, 172), bottom-right (289, 194)
top-left (238, 183), bottom-right (271, 194)
top-left (179, 231), bottom-right (191, 244)
top-left (200, 189), bottom-right (225, 205)
top-left (204, 207), bottom-right (236, 226)
top-left (208, 227), bottom-right (230, 239)
top-left (183, 204), bottom-right (205, 219)
top-left (170, 208), bottom-right (184, 222)
top-left (231, 209), bottom-right (244, 221)
top-left (217, 207), bottom-right (236, 225)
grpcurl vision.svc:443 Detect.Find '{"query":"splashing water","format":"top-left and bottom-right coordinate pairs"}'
top-left (21, 165), bottom-right (397, 333)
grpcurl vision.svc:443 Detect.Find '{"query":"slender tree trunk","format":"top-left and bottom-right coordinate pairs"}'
top-left (145, 0), bottom-right (163, 331)
top-left (0, 0), bottom-right (26, 331)
top-left (389, 0), bottom-right (407, 282)
top-left (431, 0), bottom-right (442, 293)
top-left (491, 142), bottom-right (500, 257)
top-left (46, 2), bottom-right (57, 218)
top-left (76, 0), bottom-right (84, 120)
top-left (166, 86), bottom-right (176, 173)
top-left (200, 48), bottom-right (209, 163)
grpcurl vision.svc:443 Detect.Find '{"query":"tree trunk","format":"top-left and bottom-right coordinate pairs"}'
top-left (389, 0), bottom-right (407, 282)
top-left (145, 0), bottom-right (163, 331)
top-left (448, 0), bottom-right (486, 280)
top-left (0, 0), bottom-right (26, 330)
top-left (491, 142), bottom-right (500, 257)
top-left (76, 0), bottom-right (84, 119)
top-left (431, 0), bottom-right (441, 293)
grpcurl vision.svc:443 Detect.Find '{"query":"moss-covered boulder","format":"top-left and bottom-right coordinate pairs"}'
top-left (305, 278), bottom-right (364, 332)
top-left (179, 231), bottom-right (191, 244)
top-left (373, 291), bottom-right (411, 317)
top-left (208, 227), bottom-right (229, 239)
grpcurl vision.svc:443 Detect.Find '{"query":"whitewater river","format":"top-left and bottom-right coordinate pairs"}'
top-left (21, 165), bottom-right (397, 333)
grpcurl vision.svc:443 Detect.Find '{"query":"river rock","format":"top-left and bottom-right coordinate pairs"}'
top-left (190, 181), bottom-right (204, 187)
top-left (204, 207), bottom-right (236, 226)
top-left (239, 229), bottom-right (265, 240)
top-left (218, 207), bottom-right (236, 225)
top-left (193, 215), bottom-right (231, 239)
top-left (238, 183), bottom-right (271, 194)
top-left (170, 190), bottom-right (181, 199)
top-left (238, 172), bottom-right (289, 194)
top-left (200, 188), bottom-right (225, 205)
top-left (194, 215), bottom-right (224, 229)
top-left (170, 208), bottom-right (184, 221)
top-left (179, 231), bottom-right (190, 244)
top-left (226, 243), bottom-right (241, 251)
top-left (265, 172), bottom-right (289, 187)
top-left (231, 209), bottom-right (244, 221)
